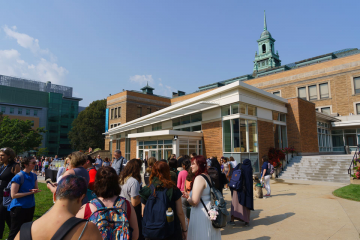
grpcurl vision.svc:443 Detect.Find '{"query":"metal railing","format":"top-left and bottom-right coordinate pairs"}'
top-left (348, 145), bottom-right (360, 178)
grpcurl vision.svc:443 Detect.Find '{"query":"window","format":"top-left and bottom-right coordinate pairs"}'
top-left (125, 138), bottom-right (131, 160)
top-left (354, 77), bottom-right (360, 94)
top-left (116, 139), bottom-right (120, 150)
top-left (34, 110), bottom-right (38, 116)
top-left (118, 107), bottom-right (121, 118)
top-left (273, 91), bottom-right (280, 97)
top-left (137, 107), bottom-right (142, 118)
top-left (114, 108), bottom-right (118, 118)
top-left (223, 120), bottom-right (231, 152)
top-left (308, 85), bottom-right (317, 100)
top-left (221, 105), bottom-right (230, 116)
top-left (321, 107), bottom-right (331, 115)
top-left (18, 108), bottom-right (22, 114)
top-left (1, 107), bottom-right (5, 113)
top-left (247, 106), bottom-right (256, 116)
top-left (26, 109), bottom-right (30, 115)
top-left (298, 87), bottom-right (307, 100)
top-left (30, 121), bottom-right (34, 127)
top-left (10, 107), bottom-right (14, 114)
top-left (114, 124), bottom-right (117, 127)
top-left (137, 127), bottom-right (144, 133)
top-left (110, 124), bottom-right (113, 128)
top-left (357, 103), bottom-right (360, 115)
top-left (262, 44), bottom-right (266, 53)
top-left (152, 123), bottom-right (162, 131)
top-left (147, 108), bottom-right (151, 114)
top-left (319, 83), bottom-right (329, 99)
top-left (111, 109), bottom-right (114, 119)
top-left (231, 104), bottom-right (239, 114)
top-left (239, 103), bottom-right (246, 114)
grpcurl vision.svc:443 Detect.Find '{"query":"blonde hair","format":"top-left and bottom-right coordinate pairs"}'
top-left (146, 157), bottom-right (157, 173)
top-left (68, 151), bottom-right (87, 168)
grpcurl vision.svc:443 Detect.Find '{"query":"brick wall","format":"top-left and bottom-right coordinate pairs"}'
top-left (171, 89), bottom-right (214, 104)
top-left (287, 98), bottom-right (319, 154)
top-left (130, 138), bottom-right (137, 159)
top-left (202, 121), bottom-right (222, 158)
top-left (258, 120), bottom-right (275, 164)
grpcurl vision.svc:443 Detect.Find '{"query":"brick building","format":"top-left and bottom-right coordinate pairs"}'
top-left (104, 12), bottom-right (360, 172)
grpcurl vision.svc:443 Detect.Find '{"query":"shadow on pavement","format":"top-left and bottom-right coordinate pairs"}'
top-left (269, 193), bottom-right (296, 197)
top-left (248, 237), bottom-right (271, 240)
top-left (221, 212), bottom-right (295, 235)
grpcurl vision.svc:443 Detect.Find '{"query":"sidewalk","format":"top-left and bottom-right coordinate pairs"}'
top-left (221, 178), bottom-right (360, 240)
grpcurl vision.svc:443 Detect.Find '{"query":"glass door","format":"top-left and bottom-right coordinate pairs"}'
top-left (144, 149), bottom-right (157, 160)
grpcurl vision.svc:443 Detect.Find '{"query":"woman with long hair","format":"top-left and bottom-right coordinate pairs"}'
top-left (182, 156), bottom-right (221, 240)
top-left (0, 148), bottom-right (20, 239)
top-left (119, 159), bottom-right (143, 240)
top-left (144, 157), bottom-right (156, 186)
top-left (140, 161), bottom-right (187, 240)
top-left (76, 166), bottom-right (139, 240)
top-left (7, 157), bottom-right (40, 240)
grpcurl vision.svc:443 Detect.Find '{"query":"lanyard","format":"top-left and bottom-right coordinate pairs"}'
top-left (0, 165), bottom-right (8, 176)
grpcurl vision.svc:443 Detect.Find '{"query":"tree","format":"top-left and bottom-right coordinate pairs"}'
top-left (68, 99), bottom-right (106, 150)
top-left (0, 116), bottom-right (46, 155)
top-left (36, 147), bottom-right (48, 157)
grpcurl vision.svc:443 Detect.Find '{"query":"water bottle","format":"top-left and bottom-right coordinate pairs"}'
top-left (166, 207), bottom-right (174, 222)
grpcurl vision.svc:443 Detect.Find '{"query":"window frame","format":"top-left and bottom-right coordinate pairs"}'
top-left (318, 105), bottom-right (332, 115)
top-left (353, 76), bottom-right (360, 95)
top-left (272, 91), bottom-right (281, 97)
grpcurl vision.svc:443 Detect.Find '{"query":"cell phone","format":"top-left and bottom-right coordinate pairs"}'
top-left (46, 179), bottom-right (55, 187)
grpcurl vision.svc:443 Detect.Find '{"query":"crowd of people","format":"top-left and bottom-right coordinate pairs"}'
top-left (0, 147), bottom-right (274, 240)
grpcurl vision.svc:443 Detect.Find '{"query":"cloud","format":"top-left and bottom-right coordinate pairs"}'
top-left (0, 49), bottom-right (68, 84)
top-left (129, 74), bottom-right (154, 86)
top-left (129, 75), bottom-right (176, 97)
top-left (0, 25), bottom-right (67, 84)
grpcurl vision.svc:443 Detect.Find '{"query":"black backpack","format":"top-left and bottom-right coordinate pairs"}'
top-left (207, 167), bottom-right (220, 191)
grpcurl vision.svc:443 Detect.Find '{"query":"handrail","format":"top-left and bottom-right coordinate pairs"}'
top-left (348, 145), bottom-right (360, 177)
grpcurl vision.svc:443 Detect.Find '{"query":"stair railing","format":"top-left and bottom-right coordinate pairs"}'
top-left (348, 145), bottom-right (360, 178)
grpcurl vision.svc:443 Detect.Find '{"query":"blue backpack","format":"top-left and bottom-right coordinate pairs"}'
top-left (142, 184), bottom-right (174, 239)
top-left (229, 168), bottom-right (242, 191)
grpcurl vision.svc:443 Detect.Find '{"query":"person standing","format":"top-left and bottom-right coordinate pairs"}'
top-left (94, 154), bottom-right (103, 171)
top-left (112, 150), bottom-right (127, 176)
top-left (7, 157), bottom-right (40, 240)
top-left (0, 148), bottom-right (20, 239)
top-left (102, 157), bottom-right (111, 167)
top-left (228, 159), bottom-right (253, 227)
top-left (261, 155), bottom-right (271, 197)
top-left (182, 156), bottom-right (221, 240)
top-left (53, 155), bottom-right (60, 161)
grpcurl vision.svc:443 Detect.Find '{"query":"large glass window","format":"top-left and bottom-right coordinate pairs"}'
top-left (223, 120), bottom-right (231, 152)
top-left (248, 106), bottom-right (256, 116)
top-left (173, 113), bottom-right (202, 127)
top-left (248, 120), bottom-right (257, 152)
top-left (354, 77), bottom-right (360, 94)
top-left (18, 108), bottom-right (22, 114)
top-left (125, 138), bottom-right (130, 160)
top-left (239, 103), bottom-right (246, 114)
top-left (10, 107), bottom-right (14, 114)
top-left (308, 85), bottom-right (317, 100)
top-left (240, 119), bottom-right (247, 152)
top-left (1, 107), bottom-right (5, 113)
top-left (181, 115), bottom-right (191, 125)
top-left (332, 130), bottom-right (344, 152)
top-left (231, 104), bottom-right (239, 114)
top-left (232, 119), bottom-right (240, 152)
top-left (152, 123), bottom-right (162, 131)
top-left (319, 83), bottom-right (329, 99)
top-left (298, 87), bottom-right (307, 100)
top-left (191, 112), bottom-right (202, 123)
top-left (34, 110), bottom-right (38, 116)
top-left (26, 109), bottom-right (30, 115)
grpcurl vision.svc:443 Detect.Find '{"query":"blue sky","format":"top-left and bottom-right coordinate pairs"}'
top-left (0, 1), bottom-right (359, 106)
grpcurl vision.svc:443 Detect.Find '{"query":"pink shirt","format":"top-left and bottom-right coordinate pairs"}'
top-left (177, 170), bottom-right (188, 191)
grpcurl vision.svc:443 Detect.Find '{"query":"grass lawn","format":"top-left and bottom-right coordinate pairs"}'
top-left (333, 184), bottom-right (360, 202)
top-left (1, 182), bottom-right (53, 240)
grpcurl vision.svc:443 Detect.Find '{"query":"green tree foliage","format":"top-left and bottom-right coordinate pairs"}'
top-left (36, 147), bottom-right (48, 157)
top-left (0, 116), bottom-right (46, 155)
top-left (68, 99), bottom-right (106, 150)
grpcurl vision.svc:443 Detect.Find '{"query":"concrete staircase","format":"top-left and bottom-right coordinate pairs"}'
top-left (279, 155), bottom-right (352, 183)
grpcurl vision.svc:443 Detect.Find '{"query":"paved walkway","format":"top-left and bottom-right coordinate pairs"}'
top-left (221, 179), bottom-right (360, 240)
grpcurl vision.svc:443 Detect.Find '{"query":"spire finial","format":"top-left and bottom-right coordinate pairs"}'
top-left (264, 10), bottom-right (267, 31)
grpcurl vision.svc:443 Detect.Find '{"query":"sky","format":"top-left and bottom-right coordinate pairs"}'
top-left (0, 0), bottom-right (359, 106)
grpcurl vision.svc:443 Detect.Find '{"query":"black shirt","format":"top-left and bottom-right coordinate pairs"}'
top-left (0, 162), bottom-right (17, 198)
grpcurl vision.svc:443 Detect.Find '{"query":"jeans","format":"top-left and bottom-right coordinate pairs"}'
top-left (264, 175), bottom-right (271, 195)
top-left (0, 200), bottom-right (11, 238)
top-left (7, 206), bottom-right (35, 240)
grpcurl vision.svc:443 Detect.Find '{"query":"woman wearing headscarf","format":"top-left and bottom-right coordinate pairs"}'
top-left (228, 159), bottom-right (253, 226)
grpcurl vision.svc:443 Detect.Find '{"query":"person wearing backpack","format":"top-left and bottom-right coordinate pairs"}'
top-left (140, 161), bottom-right (187, 240)
top-left (228, 159), bottom-right (253, 226)
top-left (182, 156), bottom-right (221, 240)
top-left (16, 175), bottom-right (102, 240)
top-left (0, 148), bottom-right (20, 239)
top-left (76, 166), bottom-right (139, 240)
top-left (261, 155), bottom-right (271, 197)
top-left (177, 158), bottom-right (191, 226)
top-left (7, 157), bottom-right (40, 240)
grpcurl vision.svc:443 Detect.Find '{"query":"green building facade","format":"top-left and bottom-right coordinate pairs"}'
top-left (0, 75), bottom-right (82, 156)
